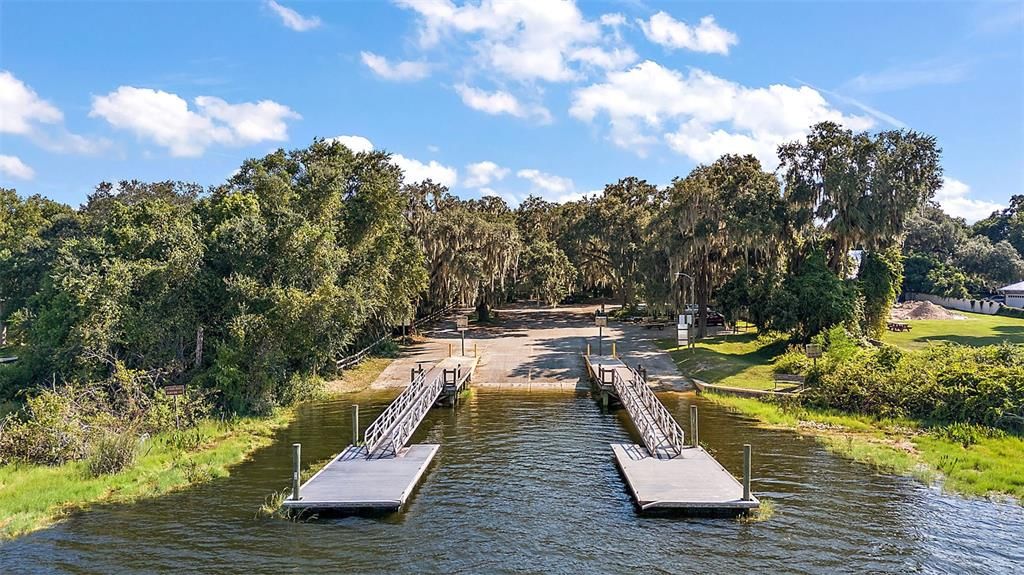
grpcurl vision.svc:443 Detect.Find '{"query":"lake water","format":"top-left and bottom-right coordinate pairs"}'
top-left (2, 389), bottom-right (1022, 574)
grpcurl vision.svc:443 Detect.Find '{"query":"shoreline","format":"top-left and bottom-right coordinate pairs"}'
top-left (0, 409), bottom-right (294, 540)
top-left (696, 390), bottom-right (1023, 506)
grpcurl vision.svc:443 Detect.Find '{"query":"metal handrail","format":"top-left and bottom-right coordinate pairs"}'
top-left (611, 368), bottom-right (684, 459)
top-left (362, 371), bottom-right (441, 458)
top-left (336, 303), bottom-right (455, 371)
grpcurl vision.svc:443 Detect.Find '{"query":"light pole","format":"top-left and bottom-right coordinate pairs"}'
top-left (675, 272), bottom-right (693, 322)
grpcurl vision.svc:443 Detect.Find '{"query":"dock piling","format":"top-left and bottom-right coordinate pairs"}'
top-left (291, 443), bottom-right (301, 500)
top-left (743, 444), bottom-right (752, 501)
top-left (690, 405), bottom-right (699, 447)
top-left (352, 404), bottom-right (359, 446)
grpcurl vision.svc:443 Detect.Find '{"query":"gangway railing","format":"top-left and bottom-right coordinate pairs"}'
top-left (610, 368), bottom-right (685, 459)
top-left (362, 371), bottom-right (445, 459)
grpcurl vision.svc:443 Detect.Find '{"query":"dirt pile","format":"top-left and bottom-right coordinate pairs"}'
top-left (890, 301), bottom-right (966, 321)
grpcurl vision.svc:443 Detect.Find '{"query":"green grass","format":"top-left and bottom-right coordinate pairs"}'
top-left (883, 311), bottom-right (1024, 350)
top-left (702, 391), bottom-right (1022, 503)
top-left (658, 333), bottom-right (789, 391)
top-left (0, 410), bottom-right (293, 539)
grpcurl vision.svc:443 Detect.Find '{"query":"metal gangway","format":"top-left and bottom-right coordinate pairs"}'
top-left (361, 360), bottom-right (472, 459)
top-left (609, 366), bottom-right (685, 459)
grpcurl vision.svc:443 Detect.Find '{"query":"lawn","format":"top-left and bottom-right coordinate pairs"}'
top-left (658, 333), bottom-right (789, 391)
top-left (882, 311), bottom-right (1024, 350)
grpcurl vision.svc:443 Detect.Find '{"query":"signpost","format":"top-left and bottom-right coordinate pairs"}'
top-left (806, 343), bottom-right (822, 368)
top-left (456, 316), bottom-right (469, 356)
top-left (595, 315), bottom-right (607, 355)
top-left (164, 384), bottom-right (185, 428)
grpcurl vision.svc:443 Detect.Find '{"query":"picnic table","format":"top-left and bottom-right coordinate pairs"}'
top-left (887, 321), bottom-right (912, 332)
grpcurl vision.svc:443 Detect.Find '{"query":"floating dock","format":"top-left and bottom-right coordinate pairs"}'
top-left (585, 353), bottom-right (758, 514)
top-left (282, 444), bottom-right (439, 513)
top-left (283, 355), bottom-right (477, 514)
top-left (611, 444), bottom-right (758, 513)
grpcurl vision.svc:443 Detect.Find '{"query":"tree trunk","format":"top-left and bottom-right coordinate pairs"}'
top-left (476, 301), bottom-right (491, 322)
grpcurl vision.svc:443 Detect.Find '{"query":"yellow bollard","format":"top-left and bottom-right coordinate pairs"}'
top-left (612, 341), bottom-right (617, 357)
top-left (448, 343), bottom-right (452, 357)
top-left (474, 342), bottom-right (478, 357)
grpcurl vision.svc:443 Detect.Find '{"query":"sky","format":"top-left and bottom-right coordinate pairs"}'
top-left (1, 0), bottom-right (1022, 223)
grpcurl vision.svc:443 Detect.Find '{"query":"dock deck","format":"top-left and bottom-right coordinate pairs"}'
top-left (284, 355), bottom-right (477, 514)
top-left (612, 443), bottom-right (758, 513)
top-left (282, 444), bottom-right (439, 513)
top-left (585, 352), bottom-right (758, 514)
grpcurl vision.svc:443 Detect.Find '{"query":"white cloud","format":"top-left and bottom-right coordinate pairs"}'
top-left (639, 12), bottom-right (737, 55)
top-left (395, 0), bottom-right (622, 83)
top-left (0, 71), bottom-right (62, 134)
top-left (570, 60), bottom-right (872, 166)
top-left (266, 0), bottom-right (321, 32)
top-left (0, 155), bottom-right (34, 180)
top-left (464, 161), bottom-right (510, 187)
top-left (90, 86), bottom-right (300, 157)
top-left (935, 177), bottom-right (1004, 223)
top-left (517, 168), bottom-right (574, 195)
top-left (455, 84), bottom-right (551, 122)
top-left (328, 134), bottom-right (374, 153)
top-left (392, 153), bottom-right (458, 187)
top-left (360, 52), bottom-right (431, 81)
top-left (569, 46), bottom-right (638, 71)
top-left (1, 70), bottom-right (110, 155)
top-left (600, 13), bottom-right (626, 28)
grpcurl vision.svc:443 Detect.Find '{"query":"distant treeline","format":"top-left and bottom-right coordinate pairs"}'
top-left (2, 121), bottom-right (952, 415)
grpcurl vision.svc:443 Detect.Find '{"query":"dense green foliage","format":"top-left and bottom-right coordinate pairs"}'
top-left (902, 198), bottom-right (1024, 299)
top-left (803, 328), bottom-right (1024, 432)
top-left (0, 121), bottom-right (954, 467)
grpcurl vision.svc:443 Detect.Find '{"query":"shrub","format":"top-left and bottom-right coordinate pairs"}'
top-left (802, 342), bottom-right (1024, 431)
top-left (773, 349), bottom-right (810, 375)
top-left (87, 431), bottom-right (141, 476)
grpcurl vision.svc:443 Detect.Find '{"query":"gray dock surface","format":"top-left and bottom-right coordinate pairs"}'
top-left (612, 443), bottom-right (758, 513)
top-left (283, 444), bottom-right (439, 512)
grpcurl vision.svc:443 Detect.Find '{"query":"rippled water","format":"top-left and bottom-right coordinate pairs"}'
top-left (3, 390), bottom-right (1023, 574)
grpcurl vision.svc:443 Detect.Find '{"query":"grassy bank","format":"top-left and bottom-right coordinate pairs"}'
top-left (658, 334), bottom-right (788, 391)
top-left (0, 410), bottom-right (292, 539)
top-left (702, 392), bottom-right (1024, 504)
top-left (882, 311), bottom-right (1024, 350)
top-left (323, 357), bottom-right (394, 394)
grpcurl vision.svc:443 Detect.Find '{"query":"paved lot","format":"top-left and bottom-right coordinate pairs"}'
top-left (371, 304), bottom-right (689, 391)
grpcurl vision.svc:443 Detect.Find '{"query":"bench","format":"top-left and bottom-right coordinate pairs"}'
top-left (773, 373), bottom-right (805, 392)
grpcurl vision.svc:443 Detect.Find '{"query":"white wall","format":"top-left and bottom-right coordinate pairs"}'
top-left (906, 293), bottom-right (1003, 315)
top-left (1007, 293), bottom-right (1024, 309)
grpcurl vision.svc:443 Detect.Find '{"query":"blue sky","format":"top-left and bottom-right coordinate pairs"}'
top-left (1, 0), bottom-right (1021, 222)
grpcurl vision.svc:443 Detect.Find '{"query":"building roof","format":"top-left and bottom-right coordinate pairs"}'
top-left (999, 281), bottom-right (1024, 293)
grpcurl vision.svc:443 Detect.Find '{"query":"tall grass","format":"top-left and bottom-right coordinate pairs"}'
top-left (0, 410), bottom-right (293, 539)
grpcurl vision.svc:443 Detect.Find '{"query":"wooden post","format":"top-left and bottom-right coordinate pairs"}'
top-left (352, 404), bottom-right (359, 446)
top-left (448, 343), bottom-right (452, 357)
top-left (474, 342), bottom-right (478, 357)
top-left (743, 444), bottom-right (752, 501)
top-left (291, 443), bottom-right (301, 500)
top-left (690, 405), bottom-right (699, 447)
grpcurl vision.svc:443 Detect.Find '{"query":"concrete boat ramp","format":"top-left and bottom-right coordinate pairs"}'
top-left (284, 355), bottom-right (476, 514)
top-left (586, 354), bottom-right (758, 515)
